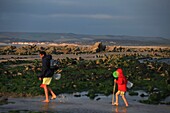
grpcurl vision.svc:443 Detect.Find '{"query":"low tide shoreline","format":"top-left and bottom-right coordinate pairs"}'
top-left (0, 93), bottom-right (170, 113)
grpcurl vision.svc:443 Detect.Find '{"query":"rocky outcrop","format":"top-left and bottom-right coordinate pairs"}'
top-left (0, 42), bottom-right (170, 55)
top-left (90, 42), bottom-right (106, 53)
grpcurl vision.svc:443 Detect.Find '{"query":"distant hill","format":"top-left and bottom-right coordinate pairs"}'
top-left (0, 32), bottom-right (169, 46)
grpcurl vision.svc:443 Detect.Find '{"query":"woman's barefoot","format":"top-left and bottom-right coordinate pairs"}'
top-left (51, 96), bottom-right (57, 100)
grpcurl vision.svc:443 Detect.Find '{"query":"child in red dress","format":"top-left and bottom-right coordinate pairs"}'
top-left (112, 68), bottom-right (129, 107)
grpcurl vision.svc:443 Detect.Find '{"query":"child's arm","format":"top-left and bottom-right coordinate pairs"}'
top-left (114, 79), bottom-right (117, 83)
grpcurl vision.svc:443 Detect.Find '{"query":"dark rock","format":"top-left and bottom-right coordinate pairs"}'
top-left (166, 79), bottom-right (170, 84)
top-left (0, 96), bottom-right (8, 105)
top-left (96, 97), bottom-right (101, 101)
top-left (0, 96), bottom-right (8, 102)
top-left (140, 93), bottom-right (148, 97)
top-left (73, 92), bottom-right (81, 97)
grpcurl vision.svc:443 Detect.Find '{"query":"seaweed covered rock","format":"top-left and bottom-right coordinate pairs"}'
top-left (0, 96), bottom-right (8, 105)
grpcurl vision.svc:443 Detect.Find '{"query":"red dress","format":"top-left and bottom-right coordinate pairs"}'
top-left (116, 68), bottom-right (127, 92)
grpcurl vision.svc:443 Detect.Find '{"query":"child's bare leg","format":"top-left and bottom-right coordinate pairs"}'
top-left (122, 95), bottom-right (128, 107)
top-left (47, 86), bottom-right (56, 99)
top-left (42, 85), bottom-right (49, 102)
top-left (115, 91), bottom-right (120, 105)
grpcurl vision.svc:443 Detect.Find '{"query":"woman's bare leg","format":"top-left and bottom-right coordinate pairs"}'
top-left (47, 86), bottom-right (56, 99)
top-left (42, 85), bottom-right (49, 102)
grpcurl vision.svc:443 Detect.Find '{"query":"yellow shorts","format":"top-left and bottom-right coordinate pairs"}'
top-left (42, 77), bottom-right (52, 85)
top-left (117, 90), bottom-right (125, 96)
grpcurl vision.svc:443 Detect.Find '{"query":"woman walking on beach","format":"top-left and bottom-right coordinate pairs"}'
top-left (38, 51), bottom-right (57, 103)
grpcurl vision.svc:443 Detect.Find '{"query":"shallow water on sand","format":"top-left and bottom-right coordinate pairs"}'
top-left (0, 93), bottom-right (169, 113)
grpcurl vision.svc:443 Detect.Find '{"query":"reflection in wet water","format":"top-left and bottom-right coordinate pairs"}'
top-left (41, 103), bottom-right (50, 112)
top-left (1, 94), bottom-right (169, 113)
top-left (40, 95), bottom-right (68, 112)
top-left (112, 106), bottom-right (127, 113)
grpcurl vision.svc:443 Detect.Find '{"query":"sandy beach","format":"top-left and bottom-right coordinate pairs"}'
top-left (0, 93), bottom-right (169, 113)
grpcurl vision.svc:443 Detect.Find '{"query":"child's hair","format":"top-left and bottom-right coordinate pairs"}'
top-left (39, 51), bottom-right (46, 56)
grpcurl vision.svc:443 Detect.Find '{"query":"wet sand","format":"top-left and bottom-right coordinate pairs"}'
top-left (0, 93), bottom-right (169, 113)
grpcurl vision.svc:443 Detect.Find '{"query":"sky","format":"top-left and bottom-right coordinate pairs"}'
top-left (0, 0), bottom-right (170, 39)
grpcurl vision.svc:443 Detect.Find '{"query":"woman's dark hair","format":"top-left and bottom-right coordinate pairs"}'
top-left (39, 51), bottom-right (46, 56)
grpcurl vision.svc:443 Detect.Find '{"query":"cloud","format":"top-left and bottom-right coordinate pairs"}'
top-left (48, 13), bottom-right (131, 20)
top-left (0, 0), bottom-right (170, 38)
